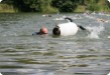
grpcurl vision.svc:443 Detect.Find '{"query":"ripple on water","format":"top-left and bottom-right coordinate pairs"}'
top-left (0, 13), bottom-right (110, 75)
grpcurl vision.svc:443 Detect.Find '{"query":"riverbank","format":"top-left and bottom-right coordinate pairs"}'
top-left (0, 4), bottom-right (18, 13)
top-left (0, 3), bottom-right (110, 13)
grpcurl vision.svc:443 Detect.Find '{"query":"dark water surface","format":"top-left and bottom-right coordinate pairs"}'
top-left (0, 13), bottom-right (110, 75)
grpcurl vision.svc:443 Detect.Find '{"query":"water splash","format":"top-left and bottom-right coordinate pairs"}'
top-left (107, 36), bottom-right (110, 39)
top-left (86, 23), bottom-right (105, 39)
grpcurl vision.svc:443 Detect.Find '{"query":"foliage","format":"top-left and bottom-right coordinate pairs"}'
top-left (0, 4), bottom-right (17, 13)
top-left (51, 0), bottom-right (77, 12)
top-left (0, 0), bottom-right (110, 13)
top-left (87, 1), bottom-right (100, 11)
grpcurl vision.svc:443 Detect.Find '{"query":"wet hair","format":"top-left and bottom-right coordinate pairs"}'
top-left (52, 26), bottom-right (60, 35)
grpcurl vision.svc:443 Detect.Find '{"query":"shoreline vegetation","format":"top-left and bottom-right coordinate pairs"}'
top-left (0, 0), bottom-right (110, 13)
top-left (0, 4), bottom-right (18, 13)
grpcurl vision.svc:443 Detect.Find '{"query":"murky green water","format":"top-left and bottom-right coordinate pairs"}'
top-left (0, 13), bottom-right (110, 75)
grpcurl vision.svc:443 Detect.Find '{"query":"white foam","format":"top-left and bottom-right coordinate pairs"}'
top-left (86, 24), bottom-right (104, 39)
top-left (107, 36), bottom-right (110, 38)
top-left (53, 16), bottom-right (66, 21)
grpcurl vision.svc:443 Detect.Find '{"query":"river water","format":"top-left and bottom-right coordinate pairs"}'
top-left (0, 13), bottom-right (110, 75)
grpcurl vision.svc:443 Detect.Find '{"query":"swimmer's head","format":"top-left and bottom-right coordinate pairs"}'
top-left (40, 27), bottom-right (48, 34)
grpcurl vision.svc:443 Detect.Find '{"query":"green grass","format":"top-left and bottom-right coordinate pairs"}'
top-left (74, 5), bottom-right (86, 13)
top-left (0, 1), bottom-right (110, 13)
top-left (0, 4), bottom-right (18, 13)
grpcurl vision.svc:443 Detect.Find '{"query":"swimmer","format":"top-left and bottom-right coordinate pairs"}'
top-left (32, 26), bottom-right (48, 35)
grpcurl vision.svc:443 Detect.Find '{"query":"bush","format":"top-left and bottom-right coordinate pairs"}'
top-left (87, 3), bottom-right (99, 11)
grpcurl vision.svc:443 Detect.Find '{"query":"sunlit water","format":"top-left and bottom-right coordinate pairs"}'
top-left (0, 13), bottom-right (110, 75)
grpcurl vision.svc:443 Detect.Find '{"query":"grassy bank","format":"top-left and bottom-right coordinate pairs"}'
top-left (0, 4), bottom-right (18, 13)
top-left (0, 2), bottom-right (110, 13)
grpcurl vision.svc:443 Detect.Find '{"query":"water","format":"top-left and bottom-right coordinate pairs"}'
top-left (0, 13), bottom-right (110, 75)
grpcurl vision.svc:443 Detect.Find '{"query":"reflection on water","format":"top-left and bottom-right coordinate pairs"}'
top-left (0, 13), bottom-right (110, 75)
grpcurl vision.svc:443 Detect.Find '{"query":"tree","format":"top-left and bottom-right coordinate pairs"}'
top-left (1, 0), bottom-right (110, 12)
top-left (51, 0), bottom-right (77, 12)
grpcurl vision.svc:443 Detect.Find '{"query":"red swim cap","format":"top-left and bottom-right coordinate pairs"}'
top-left (40, 27), bottom-right (48, 34)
